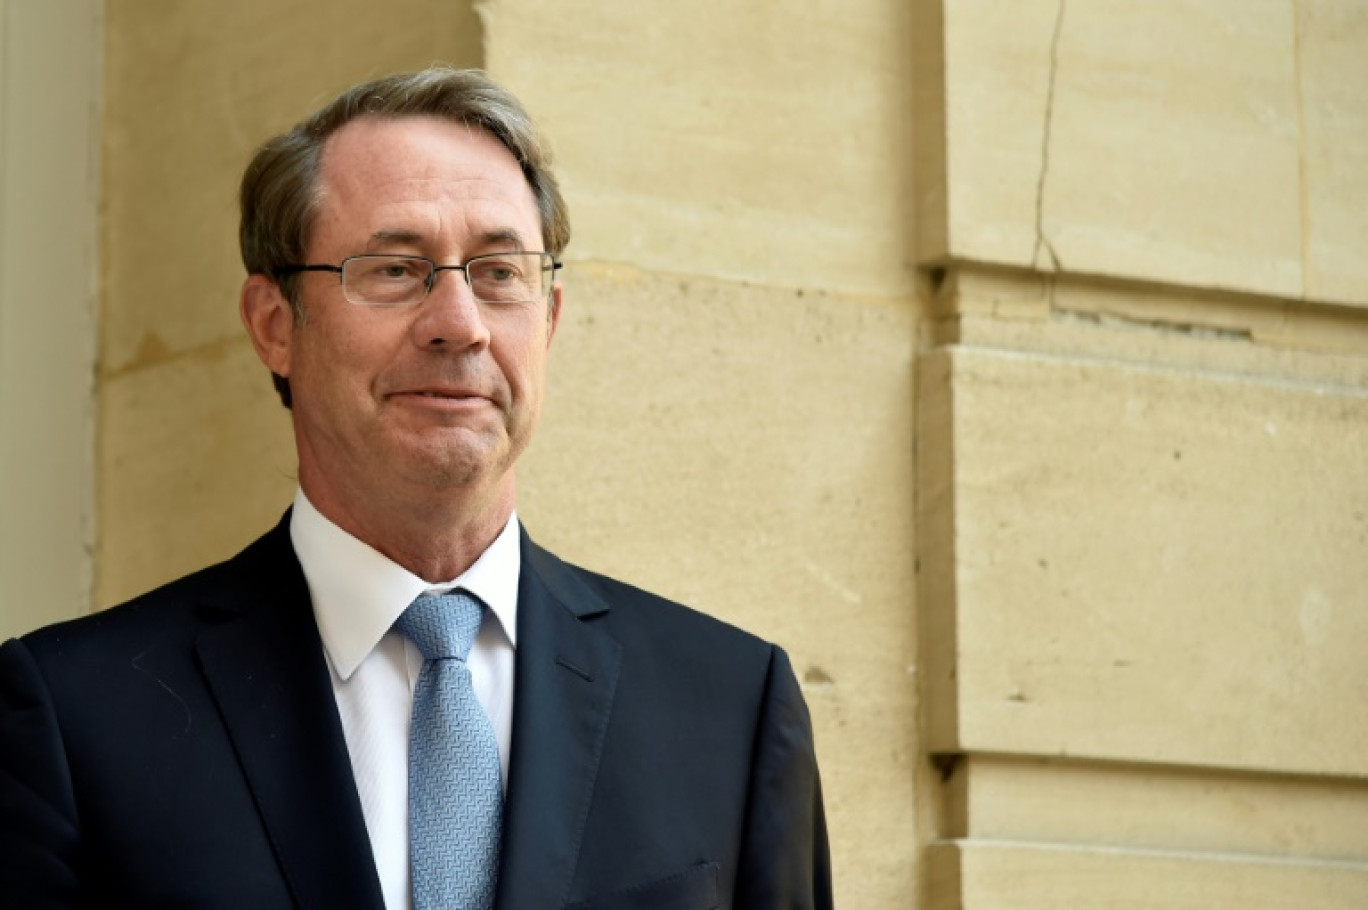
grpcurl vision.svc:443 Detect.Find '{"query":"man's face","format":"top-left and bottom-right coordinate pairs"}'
top-left (254, 116), bottom-right (560, 517)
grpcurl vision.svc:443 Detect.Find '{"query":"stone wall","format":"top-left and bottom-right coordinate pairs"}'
top-left (916, 1), bottom-right (1368, 907)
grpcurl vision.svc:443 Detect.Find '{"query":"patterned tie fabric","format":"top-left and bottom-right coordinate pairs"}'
top-left (396, 592), bottom-right (503, 910)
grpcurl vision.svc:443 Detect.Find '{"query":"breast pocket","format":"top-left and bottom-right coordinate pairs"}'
top-left (567, 861), bottom-right (720, 910)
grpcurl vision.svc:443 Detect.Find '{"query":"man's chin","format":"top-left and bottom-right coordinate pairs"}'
top-left (393, 439), bottom-right (514, 491)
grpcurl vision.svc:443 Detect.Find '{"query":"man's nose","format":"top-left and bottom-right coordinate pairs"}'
top-left (411, 268), bottom-right (491, 349)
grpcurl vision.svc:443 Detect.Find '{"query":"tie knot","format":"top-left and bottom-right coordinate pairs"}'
top-left (396, 592), bottom-right (483, 662)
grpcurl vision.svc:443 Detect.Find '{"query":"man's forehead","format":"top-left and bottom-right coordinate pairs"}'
top-left (310, 115), bottom-right (541, 248)
top-left (320, 115), bottom-right (520, 183)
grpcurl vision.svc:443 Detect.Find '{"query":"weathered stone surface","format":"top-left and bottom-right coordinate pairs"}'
top-left (101, 0), bottom-right (482, 374)
top-left (943, 266), bottom-right (1368, 370)
top-left (1300, 0), bottom-right (1368, 305)
top-left (485, 0), bottom-right (919, 298)
top-left (922, 344), bottom-right (1368, 777)
top-left (97, 338), bottom-right (295, 607)
top-left (945, 755), bottom-right (1368, 862)
top-left (928, 841), bottom-right (1368, 910)
top-left (938, 0), bottom-right (1059, 267)
top-left (937, 0), bottom-right (1312, 300)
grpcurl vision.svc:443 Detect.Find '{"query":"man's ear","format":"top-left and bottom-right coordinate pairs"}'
top-left (546, 282), bottom-right (563, 346)
top-left (240, 274), bottom-right (296, 378)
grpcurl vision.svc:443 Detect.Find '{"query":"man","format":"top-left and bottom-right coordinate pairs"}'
top-left (0, 68), bottom-right (830, 908)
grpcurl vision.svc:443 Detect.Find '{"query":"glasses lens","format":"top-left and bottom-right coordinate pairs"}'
top-left (467, 253), bottom-right (549, 303)
top-left (342, 256), bottom-right (433, 306)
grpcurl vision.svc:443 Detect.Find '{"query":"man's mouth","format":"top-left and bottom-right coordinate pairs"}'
top-left (389, 388), bottom-right (494, 410)
top-left (395, 387), bottom-right (479, 398)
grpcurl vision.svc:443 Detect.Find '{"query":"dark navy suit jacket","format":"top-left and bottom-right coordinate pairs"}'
top-left (0, 515), bottom-right (831, 908)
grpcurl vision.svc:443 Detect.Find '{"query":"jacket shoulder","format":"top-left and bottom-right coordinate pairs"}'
top-left (18, 515), bottom-right (298, 667)
top-left (524, 537), bottom-right (784, 682)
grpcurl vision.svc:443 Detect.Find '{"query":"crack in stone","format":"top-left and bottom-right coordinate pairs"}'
top-left (1032, 0), bottom-right (1067, 280)
top-left (1053, 308), bottom-right (1254, 342)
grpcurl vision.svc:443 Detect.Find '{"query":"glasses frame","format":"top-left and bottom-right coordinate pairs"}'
top-left (277, 252), bottom-right (563, 307)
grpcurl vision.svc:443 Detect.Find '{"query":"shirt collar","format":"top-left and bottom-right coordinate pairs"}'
top-left (290, 488), bottom-right (521, 681)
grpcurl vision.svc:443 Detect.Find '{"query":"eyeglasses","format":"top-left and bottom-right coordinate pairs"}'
top-left (277, 252), bottom-right (562, 308)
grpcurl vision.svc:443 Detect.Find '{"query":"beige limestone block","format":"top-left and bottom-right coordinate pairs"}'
top-left (101, 0), bottom-right (482, 375)
top-left (97, 339), bottom-right (295, 607)
top-left (1259, 301), bottom-right (1368, 356)
top-left (928, 841), bottom-right (1368, 910)
top-left (913, 0), bottom-right (950, 263)
top-left (938, 266), bottom-right (1368, 381)
top-left (945, 755), bottom-right (1368, 863)
top-left (939, 0), bottom-right (1060, 268)
top-left (920, 345), bottom-right (1368, 777)
top-left (940, 0), bottom-right (1305, 298)
top-left (1300, 0), bottom-right (1368, 306)
top-left (917, 350), bottom-right (959, 758)
top-left (484, 0), bottom-right (918, 298)
top-left (946, 261), bottom-right (1368, 355)
top-left (517, 264), bottom-right (919, 906)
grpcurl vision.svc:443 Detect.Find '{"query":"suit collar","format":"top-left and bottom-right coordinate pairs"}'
top-left (195, 515), bottom-right (386, 910)
top-left (496, 531), bottom-right (622, 909)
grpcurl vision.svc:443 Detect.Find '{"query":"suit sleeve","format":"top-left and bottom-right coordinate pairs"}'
top-left (0, 637), bottom-right (83, 909)
top-left (733, 645), bottom-right (833, 910)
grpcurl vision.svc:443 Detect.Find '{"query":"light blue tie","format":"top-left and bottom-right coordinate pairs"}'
top-left (396, 592), bottom-right (502, 910)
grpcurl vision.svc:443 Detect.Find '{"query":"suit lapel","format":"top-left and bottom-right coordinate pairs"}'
top-left (496, 535), bottom-right (623, 910)
top-left (195, 519), bottom-right (386, 910)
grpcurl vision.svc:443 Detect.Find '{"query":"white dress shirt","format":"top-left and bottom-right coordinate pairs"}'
top-left (289, 489), bottom-right (519, 910)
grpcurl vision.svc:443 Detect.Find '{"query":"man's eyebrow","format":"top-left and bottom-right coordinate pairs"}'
top-left (364, 229), bottom-right (425, 250)
top-left (473, 228), bottom-right (533, 250)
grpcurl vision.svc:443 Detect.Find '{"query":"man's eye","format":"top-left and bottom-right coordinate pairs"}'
top-left (365, 259), bottom-right (425, 279)
top-left (471, 260), bottom-right (523, 282)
